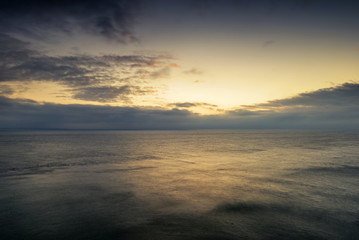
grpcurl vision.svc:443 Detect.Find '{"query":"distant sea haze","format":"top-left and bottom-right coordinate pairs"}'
top-left (1, 130), bottom-right (359, 240)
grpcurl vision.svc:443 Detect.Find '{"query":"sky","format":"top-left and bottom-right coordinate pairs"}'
top-left (0, 0), bottom-right (358, 129)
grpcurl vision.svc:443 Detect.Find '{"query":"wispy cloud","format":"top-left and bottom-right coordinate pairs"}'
top-left (262, 40), bottom-right (275, 48)
top-left (183, 68), bottom-right (203, 75)
top-left (149, 67), bottom-right (171, 79)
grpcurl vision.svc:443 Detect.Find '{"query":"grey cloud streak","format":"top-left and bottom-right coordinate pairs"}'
top-left (0, 86), bottom-right (14, 96)
top-left (72, 85), bottom-right (154, 103)
top-left (168, 102), bottom-right (218, 108)
top-left (149, 67), bottom-right (171, 79)
top-left (0, 54), bottom-right (168, 86)
top-left (183, 68), bottom-right (203, 75)
top-left (1, 82), bottom-right (359, 130)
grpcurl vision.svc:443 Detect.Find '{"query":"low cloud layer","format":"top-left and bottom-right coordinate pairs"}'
top-left (1, 82), bottom-right (358, 130)
top-left (243, 83), bottom-right (359, 110)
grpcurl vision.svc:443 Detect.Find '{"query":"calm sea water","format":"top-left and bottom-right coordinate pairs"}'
top-left (0, 130), bottom-right (358, 240)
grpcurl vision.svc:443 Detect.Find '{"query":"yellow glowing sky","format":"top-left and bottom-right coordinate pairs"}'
top-left (4, 36), bottom-right (358, 114)
top-left (1, 1), bottom-right (359, 115)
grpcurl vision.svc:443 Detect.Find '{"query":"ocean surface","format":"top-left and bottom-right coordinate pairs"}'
top-left (0, 130), bottom-right (358, 240)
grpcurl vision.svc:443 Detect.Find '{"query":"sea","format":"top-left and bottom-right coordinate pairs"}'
top-left (0, 130), bottom-right (358, 240)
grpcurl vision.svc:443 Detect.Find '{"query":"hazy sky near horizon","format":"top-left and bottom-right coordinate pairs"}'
top-left (0, 0), bottom-right (359, 129)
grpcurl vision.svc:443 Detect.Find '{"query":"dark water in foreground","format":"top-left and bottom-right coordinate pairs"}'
top-left (0, 130), bottom-right (358, 240)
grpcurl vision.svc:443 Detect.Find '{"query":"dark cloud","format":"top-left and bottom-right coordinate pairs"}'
top-left (0, 85), bottom-right (14, 96)
top-left (0, 96), bottom-right (37, 107)
top-left (1, 0), bottom-right (358, 45)
top-left (0, 33), bottom-right (177, 102)
top-left (73, 86), bottom-right (133, 102)
top-left (169, 102), bottom-right (218, 108)
top-left (72, 85), bottom-right (153, 103)
top-left (0, 53), bottom-right (171, 86)
top-left (103, 54), bottom-right (174, 68)
top-left (0, 33), bottom-right (37, 61)
top-left (255, 82), bottom-right (359, 108)
top-left (2, 57), bottom-right (95, 86)
top-left (0, 34), bottom-right (174, 85)
top-left (227, 109), bottom-right (270, 117)
top-left (1, 82), bottom-right (358, 130)
top-left (187, 0), bottom-right (354, 11)
top-left (0, 0), bottom-right (140, 43)
top-left (0, 96), bottom-right (195, 130)
top-left (169, 102), bottom-right (197, 108)
top-left (185, 0), bottom-right (302, 13)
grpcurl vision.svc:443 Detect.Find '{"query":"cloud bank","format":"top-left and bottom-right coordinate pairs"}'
top-left (1, 83), bottom-right (358, 130)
